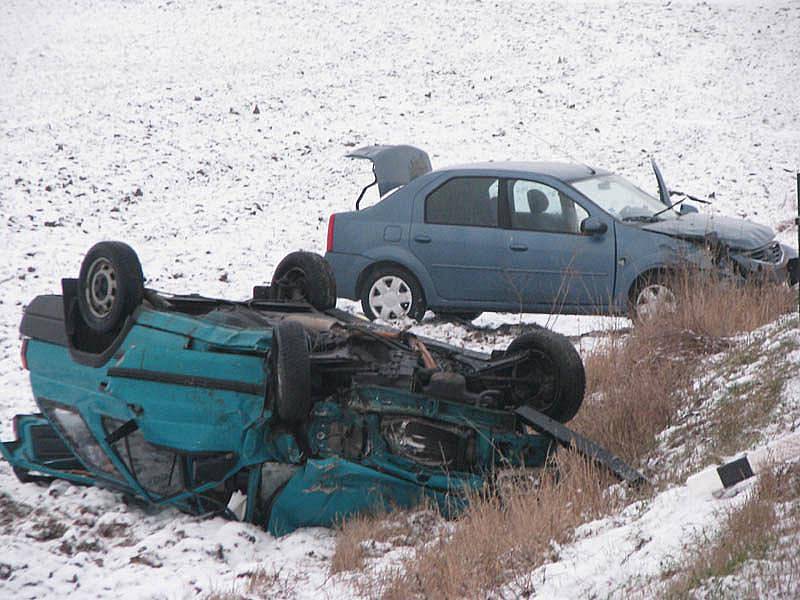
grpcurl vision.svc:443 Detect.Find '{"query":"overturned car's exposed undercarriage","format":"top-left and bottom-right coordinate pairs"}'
top-left (2, 242), bottom-right (643, 535)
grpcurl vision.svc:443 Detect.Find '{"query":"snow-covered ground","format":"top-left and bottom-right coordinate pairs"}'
top-left (1, 0), bottom-right (799, 597)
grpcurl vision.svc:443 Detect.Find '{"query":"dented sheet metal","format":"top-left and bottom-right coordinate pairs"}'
top-left (269, 457), bottom-right (433, 536)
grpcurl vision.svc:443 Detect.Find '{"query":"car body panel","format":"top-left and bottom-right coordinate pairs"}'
top-left (652, 159), bottom-right (671, 207)
top-left (502, 176), bottom-right (618, 310)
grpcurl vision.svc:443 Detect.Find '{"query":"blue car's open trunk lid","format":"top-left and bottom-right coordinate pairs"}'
top-left (347, 144), bottom-right (432, 197)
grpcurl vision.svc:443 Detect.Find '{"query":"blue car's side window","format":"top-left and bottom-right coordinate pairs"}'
top-left (425, 177), bottom-right (500, 227)
top-left (507, 180), bottom-right (588, 234)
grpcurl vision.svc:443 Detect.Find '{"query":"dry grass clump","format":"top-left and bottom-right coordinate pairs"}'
top-left (330, 508), bottom-right (442, 575)
top-left (242, 566), bottom-right (296, 599)
top-left (645, 270), bottom-right (794, 340)
top-left (663, 462), bottom-right (800, 598)
top-left (575, 274), bottom-right (793, 465)
top-left (375, 451), bottom-right (622, 599)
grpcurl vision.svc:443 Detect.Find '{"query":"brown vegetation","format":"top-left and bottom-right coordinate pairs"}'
top-left (333, 276), bottom-right (795, 598)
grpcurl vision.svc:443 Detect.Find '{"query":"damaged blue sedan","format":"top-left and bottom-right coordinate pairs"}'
top-left (2, 243), bottom-right (641, 536)
top-left (325, 145), bottom-right (798, 321)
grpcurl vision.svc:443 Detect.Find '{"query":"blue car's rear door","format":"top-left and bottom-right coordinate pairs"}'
top-left (503, 178), bottom-right (616, 312)
top-left (409, 176), bottom-right (509, 303)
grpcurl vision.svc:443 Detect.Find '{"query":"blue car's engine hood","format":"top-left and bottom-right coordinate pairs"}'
top-left (641, 213), bottom-right (775, 251)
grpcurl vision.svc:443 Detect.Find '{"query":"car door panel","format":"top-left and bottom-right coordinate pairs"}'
top-left (411, 224), bottom-right (510, 301)
top-left (506, 229), bottom-right (616, 310)
top-left (504, 179), bottom-right (616, 311)
top-left (410, 176), bottom-right (509, 303)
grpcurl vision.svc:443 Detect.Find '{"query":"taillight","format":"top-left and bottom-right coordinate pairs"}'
top-left (326, 213), bottom-right (336, 253)
top-left (21, 338), bottom-right (29, 370)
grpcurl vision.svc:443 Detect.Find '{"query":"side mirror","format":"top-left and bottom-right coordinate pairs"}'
top-left (580, 217), bottom-right (608, 235)
top-left (679, 203), bottom-right (699, 215)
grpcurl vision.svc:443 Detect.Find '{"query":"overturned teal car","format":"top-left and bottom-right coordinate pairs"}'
top-left (2, 242), bottom-right (642, 536)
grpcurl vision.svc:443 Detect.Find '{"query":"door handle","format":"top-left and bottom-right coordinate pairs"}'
top-left (414, 235), bottom-right (431, 244)
top-left (509, 243), bottom-right (528, 252)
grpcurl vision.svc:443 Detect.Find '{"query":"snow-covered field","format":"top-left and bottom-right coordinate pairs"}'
top-left (1, 0), bottom-right (799, 597)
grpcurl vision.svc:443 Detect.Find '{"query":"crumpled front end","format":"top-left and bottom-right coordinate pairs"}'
top-left (727, 241), bottom-right (798, 285)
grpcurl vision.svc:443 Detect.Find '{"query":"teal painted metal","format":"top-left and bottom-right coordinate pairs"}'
top-left (268, 457), bottom-right (453, 536)
top-left (4, 303), bottom-right (558, 536)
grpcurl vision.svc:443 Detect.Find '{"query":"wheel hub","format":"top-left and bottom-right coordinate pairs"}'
top-left (368, 276), bottom-right (413, 320)
top-left (85, 257), bottom-right (117, 319)
top-left (511, 349), bottom-right (558, 412)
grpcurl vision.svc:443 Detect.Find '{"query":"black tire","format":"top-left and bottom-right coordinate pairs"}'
top-left (505, 328), bottom-right (585, 423)
top-left (360, 265), bottom-right (426, 321)
top-left (270, 320), bottom-right (312, 424)
top-left (435, 311), bottom-right (482, 322)
top-left (271, 251), bottom-right (336, 311)
top-left (77, 241), bottom-right (144, 334)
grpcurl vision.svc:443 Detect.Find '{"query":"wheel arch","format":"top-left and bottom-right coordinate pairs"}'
top-left (626, 266), bottom-right (674, 303)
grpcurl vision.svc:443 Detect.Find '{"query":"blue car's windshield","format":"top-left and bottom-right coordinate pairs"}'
top-left (571, 175), bottom-right (677, 221)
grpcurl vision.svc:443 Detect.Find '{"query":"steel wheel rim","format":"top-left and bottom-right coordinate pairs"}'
top-left (368, 275), bottom-right (413, 320)
top-left (635, 283), bottom-right (676, 319)
top-left (85, 257), bottom-right (117, 319)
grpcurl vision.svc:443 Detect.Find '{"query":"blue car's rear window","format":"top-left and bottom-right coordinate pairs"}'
top-left (426, 177), bottom-right (499, 227)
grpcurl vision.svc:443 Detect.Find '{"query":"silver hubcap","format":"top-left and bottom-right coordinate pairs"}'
top-left (635, 283), bottom-right (676, 319)
top-left (368, 275), bottom-right (414, 320)
top-left (85, 257), bottom-right (117, 319)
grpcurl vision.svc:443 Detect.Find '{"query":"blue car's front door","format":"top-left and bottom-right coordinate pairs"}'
top-left (503, 179), bottom-right (616, 312)
top-left (410, 176), bottom-right (509, 303)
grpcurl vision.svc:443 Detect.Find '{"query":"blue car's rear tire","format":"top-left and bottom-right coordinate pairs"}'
top-left (505, 328), bottom-right (585, 423)
top-left (360, 266), bottom-right (426, 321)
top-left (77, 241), bottom-right (144, 334)
top-left (270, 320), bottom-right (312, 424)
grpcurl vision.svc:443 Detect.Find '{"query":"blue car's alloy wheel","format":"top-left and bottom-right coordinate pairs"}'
top-left (369, 275), bottom-right (413, 320)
